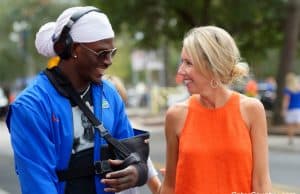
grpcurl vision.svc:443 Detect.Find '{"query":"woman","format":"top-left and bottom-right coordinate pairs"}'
top-left (282, 72), bottom-right (300, 145)
top-left (160, 26), bottom-right (271, 193)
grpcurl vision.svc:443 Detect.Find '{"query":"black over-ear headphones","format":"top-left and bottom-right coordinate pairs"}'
top-left (53, 8), bottom-right (101, 59)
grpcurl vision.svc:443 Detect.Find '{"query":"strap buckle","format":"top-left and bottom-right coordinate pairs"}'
top-left (94, 160), bottom-right (113, 176)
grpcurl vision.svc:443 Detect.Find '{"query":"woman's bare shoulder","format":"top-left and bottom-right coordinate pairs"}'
top-left (239, 93), bottom-right (266, 129)
top-left (239, 93), bottom-right (264, 110)
top-left (165, 100), bottom-right (190, 135)
top-left (166, 100), bottom-right (189, 119)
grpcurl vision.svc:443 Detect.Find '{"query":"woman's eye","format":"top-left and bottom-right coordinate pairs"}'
top-left (180, 59), bottom-right (193, 67)
top-left (185, 60), bottom-right (192, 66)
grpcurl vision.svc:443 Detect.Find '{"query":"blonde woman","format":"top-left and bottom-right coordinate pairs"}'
top-left (160, 26), bottom-right (271, 193)
top-left (282, 72), bottom-right (300, 145)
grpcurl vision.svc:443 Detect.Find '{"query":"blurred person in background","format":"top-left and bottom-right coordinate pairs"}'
top-left (265, 76), bottom-right (277, 94)
top-left (259, 76), bottom-right (277, 111)
top-left (0, 86), bottom-right (9, 118)
top-left (245, 79), bottom-right (258, 97)
top-left (6, 6), bottom-right (148, 194)
top-left (160, 26), bottom-right (271, 194)
top-left (103, 75), bottom-right (128, 105)
top-left (282, 72), bottom-right (300, 145)
top-left (104, 74), bottom-right (161, 194)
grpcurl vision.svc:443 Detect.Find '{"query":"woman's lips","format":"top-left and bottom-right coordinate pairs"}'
top-left (176, 74), bottom-right (184, 84)
top-left (176, 74), bottom-right (193, 89)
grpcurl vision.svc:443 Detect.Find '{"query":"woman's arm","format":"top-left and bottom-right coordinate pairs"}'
top-left (159, 104), bottom-right (187, 194)
top-left (282, 94), bottom-right (290, 116)
top-left (246, 98), bottom-right (272, 192)
top-left (146, 158), bottom-right (161, 194)
top-left (147, 173), bottom-right (161, 194)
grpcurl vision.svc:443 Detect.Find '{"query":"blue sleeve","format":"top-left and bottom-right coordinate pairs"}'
top-left (103, 81), bottom-right (134, 139)
top-left (114, 98), bottom-right (134, 139)
top-left (6, 103), bottom-right (59, 194)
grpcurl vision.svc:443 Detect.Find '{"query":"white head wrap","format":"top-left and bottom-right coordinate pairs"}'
top-left (35, 6), bottom-right (115, 57)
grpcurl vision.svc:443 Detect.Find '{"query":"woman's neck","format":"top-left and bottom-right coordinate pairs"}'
top-left (199, 87), bottom-right (232, 109)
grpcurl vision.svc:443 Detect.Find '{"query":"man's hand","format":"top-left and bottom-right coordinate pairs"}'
top-left (101, 159), bottom-right (139, 193)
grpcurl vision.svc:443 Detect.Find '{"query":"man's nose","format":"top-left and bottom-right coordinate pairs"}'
top-left (102, 58), bottom-right (112, 68)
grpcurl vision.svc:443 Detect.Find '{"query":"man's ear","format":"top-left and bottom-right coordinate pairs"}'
top-left (71, 43), bottom-right (80, 58)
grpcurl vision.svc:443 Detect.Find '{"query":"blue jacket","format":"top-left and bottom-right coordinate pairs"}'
top-left (6, 72), bottom-right (134, 194)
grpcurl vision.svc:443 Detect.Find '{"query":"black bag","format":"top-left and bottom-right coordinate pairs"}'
top-left (101, 128), bottom-right (150, 163)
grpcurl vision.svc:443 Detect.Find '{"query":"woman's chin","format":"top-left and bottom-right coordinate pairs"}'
top-left (185, 84), bottom-right (194, 94)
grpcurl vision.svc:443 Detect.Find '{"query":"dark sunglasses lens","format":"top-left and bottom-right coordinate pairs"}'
top-left (99, 49), bottom-right (117, 59)
top-left (111, 49), bottom-right (117, 57)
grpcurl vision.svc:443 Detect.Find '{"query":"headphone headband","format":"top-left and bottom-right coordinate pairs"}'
top-left (53, 8), bottom-right (101, 59)
top-left (67, 8), bottom-right (100, 28)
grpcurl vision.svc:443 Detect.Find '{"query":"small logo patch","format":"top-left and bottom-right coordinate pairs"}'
top-left (52, 113), bottom-right (59, 122)
top-left (102, 99), bottom-right (110, 109)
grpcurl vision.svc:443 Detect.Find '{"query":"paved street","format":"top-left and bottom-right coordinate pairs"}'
top-left (0, 121), bottom-right (20, 194)
top-left (1, 110), bottom-right (300, 194)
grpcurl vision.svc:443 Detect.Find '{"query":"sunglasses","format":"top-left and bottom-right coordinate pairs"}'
top-left (79, 44), bottom-right (117, 60)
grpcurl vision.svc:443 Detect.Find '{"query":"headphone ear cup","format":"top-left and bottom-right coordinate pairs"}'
top-left (61, 34), bottom-right (73, 59)
top-left (53, 31), bottom-right (73, 59)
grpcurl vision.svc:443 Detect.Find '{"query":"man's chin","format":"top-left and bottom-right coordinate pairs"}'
top-left (91, 75), bottom-right (103, 84)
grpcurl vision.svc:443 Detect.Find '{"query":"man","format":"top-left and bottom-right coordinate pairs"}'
top-left (6, 6), bottom-right (147, 194)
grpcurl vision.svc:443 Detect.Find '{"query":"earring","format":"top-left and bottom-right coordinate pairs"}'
top-left (210, 79), bottom-right (220, 88)
top-left (73, 55), bottom-right (77, 59)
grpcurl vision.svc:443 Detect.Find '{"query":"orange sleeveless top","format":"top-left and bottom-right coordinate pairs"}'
top-left (175, 93), bottom-right (252, 194)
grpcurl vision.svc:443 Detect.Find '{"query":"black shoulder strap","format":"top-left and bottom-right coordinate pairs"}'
top-left (44, 67), bottom-right (131, 159)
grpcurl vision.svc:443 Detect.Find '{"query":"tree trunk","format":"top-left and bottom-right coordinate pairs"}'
top-left (273, 0), bottom-right (300, 125)
top-left (201, 0), bottom-right (211, 25)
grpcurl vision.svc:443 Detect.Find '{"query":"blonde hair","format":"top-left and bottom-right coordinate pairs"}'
top-left (183, 26), bottom-right (249, 85)
top-left (103, 75), bottom-right (128, 103)
top-left (285, 72), bottom-right (300, 92)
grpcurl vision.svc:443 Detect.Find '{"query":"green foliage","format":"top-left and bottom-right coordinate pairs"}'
top-left (0, 0), bottom-right (297, 85)
top-left (106, 29), bottom-right (134, 83)
top-left (82, 0), bottom-right (290, 80)
top-left (0, 0), bottom-right (78, 84)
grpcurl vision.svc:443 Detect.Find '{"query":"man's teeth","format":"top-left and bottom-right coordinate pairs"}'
top-left (184, 80), bottom-right (192, 85)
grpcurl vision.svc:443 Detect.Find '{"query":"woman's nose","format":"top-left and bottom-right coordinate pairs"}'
top-left (175, 64), bottom-right (185, 84)
top-left (177, 63), bottom-right (185, 74)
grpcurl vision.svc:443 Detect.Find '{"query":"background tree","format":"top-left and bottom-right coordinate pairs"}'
top-left (83, 0), bottom-right (289, 80)
top-left (273, 0), bottom-right (300, 124)
top-left (0, 0), bottom-right (294, 83)
top-left (1, 0), bottom-right (299, 124)
top-left (82, 0), bottom-right (300, 124)
top-left (0, 0), bottom-right (75, 83)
